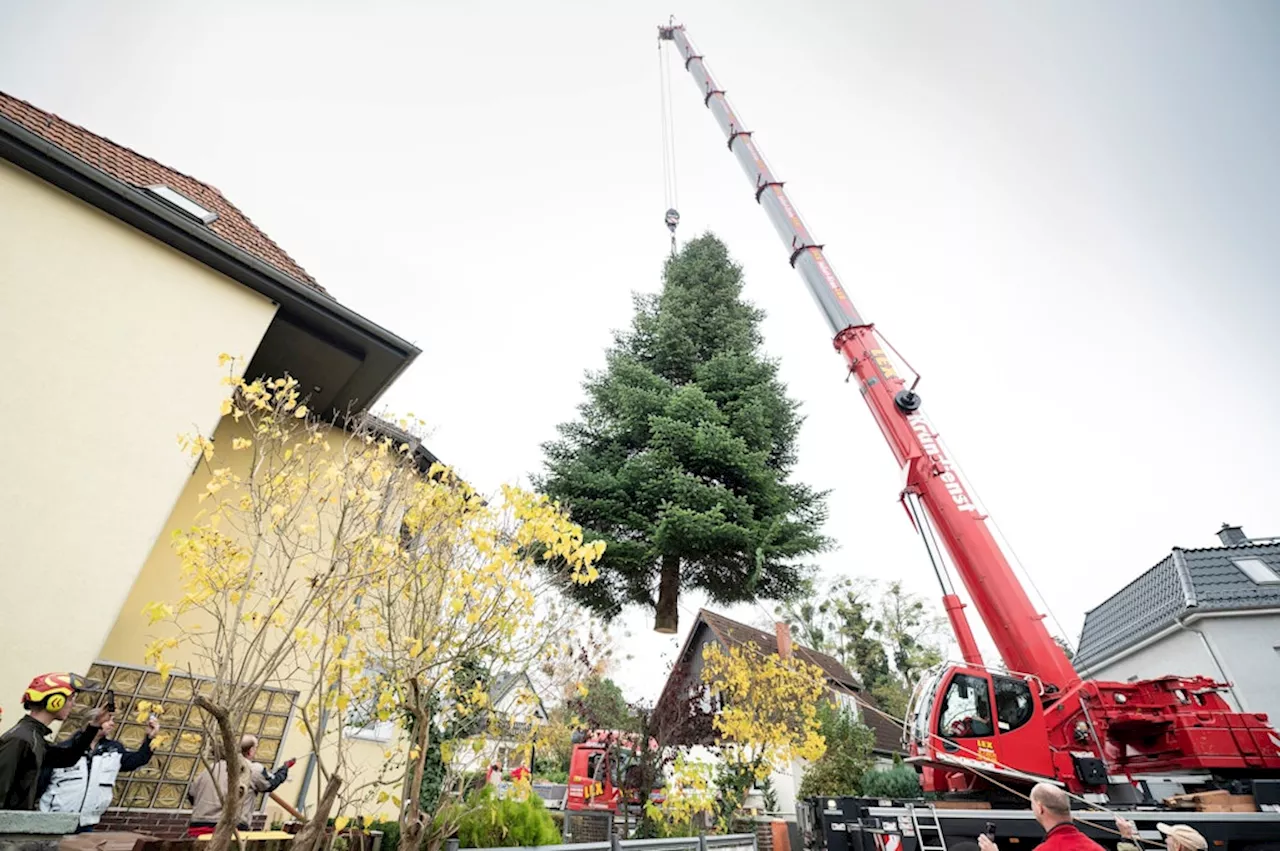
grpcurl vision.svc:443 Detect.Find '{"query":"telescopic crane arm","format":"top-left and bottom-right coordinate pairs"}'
top-left (658, 22), bottom-right (1077, 692)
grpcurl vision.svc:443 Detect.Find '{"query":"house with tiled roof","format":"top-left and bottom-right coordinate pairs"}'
top-left (0, 90), bottom-right (425, 830)
top-left (654, 609), bottom-right (904, 818)
top-left (1075, 523), bottom-right (1280, 725)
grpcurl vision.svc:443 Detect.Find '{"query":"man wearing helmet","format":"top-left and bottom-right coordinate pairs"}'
top-left (0, 673), bottom-right (109, 810)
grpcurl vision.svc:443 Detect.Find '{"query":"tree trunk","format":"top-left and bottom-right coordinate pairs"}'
top-left (400, 704), bottom-right (431, 851)
top-left (195, 696), bottom-right (244, 851)
top-left (291, 775), bottom-right (342, 851)
top-left (655, 554), bottom-right (680, 634)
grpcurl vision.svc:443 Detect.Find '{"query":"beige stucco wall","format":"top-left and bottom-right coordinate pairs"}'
top-left (0, 159), bottom-right (277, 714)
top-left (97, 416), bottom-right (403, 818)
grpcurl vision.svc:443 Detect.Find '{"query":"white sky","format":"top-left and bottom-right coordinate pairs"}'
top-left (3, 1), bottom-right (1278, 703)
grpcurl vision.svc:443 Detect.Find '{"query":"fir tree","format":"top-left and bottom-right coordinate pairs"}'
top-left (539, 234), bottom-right (828, 633)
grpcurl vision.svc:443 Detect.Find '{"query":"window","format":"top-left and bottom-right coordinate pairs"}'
top-left (57, 662), bottom-right (296, 811)
top-left (1232, 558), bottom-right (1280, 585)
top-left (343, 667), bottom-right (396, 743)
top-left (831, 688), bottom-right (860, 718)
top-left (937, 673), bottom-right (993, 738)
top-left (145, 184), bottom-right (218, 224)
top-left (992, 675), bottom-right (1034, 733)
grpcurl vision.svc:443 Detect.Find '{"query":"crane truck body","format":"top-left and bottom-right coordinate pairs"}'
top-left (657, 20), bottom-right (1280, 848)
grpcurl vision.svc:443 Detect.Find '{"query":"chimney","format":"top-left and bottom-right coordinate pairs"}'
top-left (1218, 523), bottom-right (1249, 547)
top-left (776, 622), bottom-right (793, 659)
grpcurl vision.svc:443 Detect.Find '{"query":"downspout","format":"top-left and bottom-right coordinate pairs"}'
top-left (295, 702), bottom-right (330, 811)
top-left (1171, 548), bottom-right (1243, 710)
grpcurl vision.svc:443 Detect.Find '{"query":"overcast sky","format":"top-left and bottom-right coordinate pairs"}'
top-left (3, 1), bottom-right (1278, 704)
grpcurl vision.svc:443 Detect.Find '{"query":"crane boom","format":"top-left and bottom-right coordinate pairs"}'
top-left (658, 23), bottom-right (1077, 691)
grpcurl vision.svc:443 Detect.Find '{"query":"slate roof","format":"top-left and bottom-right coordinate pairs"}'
top-left (1074, 537), bottom-right (1280, 672)
top-left (0, 90), bottom-right (323, 293)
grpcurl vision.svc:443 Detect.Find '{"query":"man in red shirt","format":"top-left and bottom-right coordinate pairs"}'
top-left (978, 783), bottom-right (1104, 851)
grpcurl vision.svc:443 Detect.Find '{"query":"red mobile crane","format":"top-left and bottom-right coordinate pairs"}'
top-left (656, 20), bottom-right (1280, 817)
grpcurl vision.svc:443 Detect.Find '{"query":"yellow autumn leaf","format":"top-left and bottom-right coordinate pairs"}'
top-left (333, 816), bottom-right (350, 833)
top-left (220, 398), bottom-right (233, 417)
top-left (294, 405), bottom-right (309, 419)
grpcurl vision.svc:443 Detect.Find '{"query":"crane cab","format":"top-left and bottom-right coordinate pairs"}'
top-left (906, 664), bottom-right (1056, 794)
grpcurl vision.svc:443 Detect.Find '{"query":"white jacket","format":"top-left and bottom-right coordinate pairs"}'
top-left (40, 737), bottom-right (154, 827)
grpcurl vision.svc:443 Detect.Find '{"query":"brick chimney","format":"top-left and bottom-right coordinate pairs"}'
top-left (776, 622), bottom-right (793, 659)
top-left (1218, 523), bottom-right (1249, 547)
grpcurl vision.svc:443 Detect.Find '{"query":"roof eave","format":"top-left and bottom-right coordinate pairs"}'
top-left (0, 114), bottom-right (420, 416)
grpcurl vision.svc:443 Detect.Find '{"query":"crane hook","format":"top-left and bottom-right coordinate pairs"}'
top-left (665, 207), bottom-right (680, 255)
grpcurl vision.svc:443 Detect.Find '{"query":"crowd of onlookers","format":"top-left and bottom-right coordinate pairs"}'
top-left (0, 672), bottom-right (289, 836)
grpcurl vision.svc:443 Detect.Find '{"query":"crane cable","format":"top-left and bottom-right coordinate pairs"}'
top-left (658, 37), bottom-right (680, 255)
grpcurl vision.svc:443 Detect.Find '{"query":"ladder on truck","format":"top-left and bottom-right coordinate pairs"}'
top-left (905, 804), bottom-right (946, 851)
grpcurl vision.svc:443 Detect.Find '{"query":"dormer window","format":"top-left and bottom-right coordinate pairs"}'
top-left (145, 184), bottom-right (218, 224)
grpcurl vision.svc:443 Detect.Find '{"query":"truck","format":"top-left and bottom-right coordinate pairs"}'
top-left (656, 19), bottom-right (1280, 849)
top-left (563, 729), bottom-right (663, 815)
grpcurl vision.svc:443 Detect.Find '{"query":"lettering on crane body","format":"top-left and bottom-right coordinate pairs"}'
top-left (907, 413), bottom-right (980, 513)
top-left (869, 348), bottom-right (898, 380)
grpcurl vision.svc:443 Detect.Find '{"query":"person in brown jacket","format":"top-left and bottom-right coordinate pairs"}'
top-left (186, 735), bottom-right (291, 836)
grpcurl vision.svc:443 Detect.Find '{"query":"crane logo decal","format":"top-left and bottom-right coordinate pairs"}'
top-left (907, 414), bottom-right (980, 513)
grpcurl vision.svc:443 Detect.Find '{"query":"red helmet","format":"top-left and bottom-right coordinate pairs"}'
top-left (22, 673), bottom-right (86, 711)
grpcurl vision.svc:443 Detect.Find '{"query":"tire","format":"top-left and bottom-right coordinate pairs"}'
top-left (944, 842), bottom-right (979, 851)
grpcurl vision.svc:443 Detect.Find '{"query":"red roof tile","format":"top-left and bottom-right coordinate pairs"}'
top-left (0, 90), bottom-right (324, 293)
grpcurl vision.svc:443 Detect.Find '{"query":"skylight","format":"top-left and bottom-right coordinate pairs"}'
top-left (145, 184), bottom-right (218, 225)
top-left (1232, 557), bottom-right (1280, 586)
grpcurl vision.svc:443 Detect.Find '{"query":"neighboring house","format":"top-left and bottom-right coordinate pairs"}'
top-left (343, 670), bottom-right (547, 775)
top-left (0, 90), bottom-right (423, 832)
top-left (1075, 524), bottom-right (1280, 724)
top-left (655, 609), bottom-right (904, 818)
top-left (471, 672), bottom-right (550, 773)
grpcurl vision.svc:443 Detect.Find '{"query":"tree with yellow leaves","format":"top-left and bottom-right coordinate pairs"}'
top-left (700, 641), bottom-right (826, 824)
top-left (700, 642), bottom-right (828, 777)
top-left (145, 357), bottom-right (604, 851)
